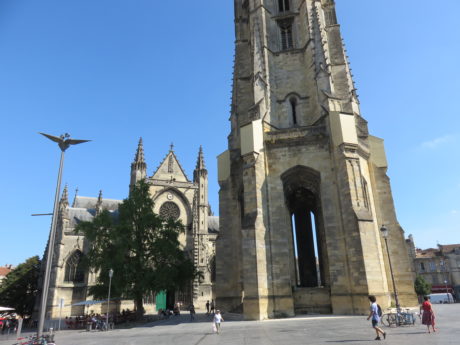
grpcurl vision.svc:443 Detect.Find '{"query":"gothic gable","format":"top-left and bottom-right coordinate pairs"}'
top-left (151, 149), bottom-right (189, 182)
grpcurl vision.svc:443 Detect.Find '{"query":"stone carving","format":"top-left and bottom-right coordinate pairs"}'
top-left (159, 201), bottom-right (180, 220)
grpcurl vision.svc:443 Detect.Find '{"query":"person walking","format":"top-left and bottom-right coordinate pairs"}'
top-left (213, 310), bottom-right (224, 334)
top-left (210, 299), bottom-right (215, 314)
top-left (205, 300), bottom-right (210, 315)
top-left (420, 296), bottom-right (436, 333)
top-left (2, 318), bottom-right (11, 335)
top-left (367, 295), bottom-right (386, 340)
top-left (173, 302), bottom-right (180, 316)
top-left (189, 304), bottom-right (196, 321)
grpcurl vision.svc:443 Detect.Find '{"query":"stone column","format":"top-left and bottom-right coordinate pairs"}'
top-left (240, 152), bottom-right (269, 320)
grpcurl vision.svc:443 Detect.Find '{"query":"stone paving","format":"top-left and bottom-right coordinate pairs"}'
top-left (1, 304), bottom-right (459, 345)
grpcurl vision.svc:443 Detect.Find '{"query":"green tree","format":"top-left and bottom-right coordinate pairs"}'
top-left (0, 256), bottom-right (40, 317)
top-left (414, 275), bottom-right (431, 297)
top-left (76, 180), bottom-right (195, 319)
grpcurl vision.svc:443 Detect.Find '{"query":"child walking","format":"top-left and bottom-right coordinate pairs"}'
top-left (213, 310), bottom-right (224, 334)
top-left (367, 295), bottom-right (386, 340)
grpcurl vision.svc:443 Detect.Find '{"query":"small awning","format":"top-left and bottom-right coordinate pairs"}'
top-left (71, 300), bottom-right (107, 306)
top-left (431, 285), bottom-right (453, 293)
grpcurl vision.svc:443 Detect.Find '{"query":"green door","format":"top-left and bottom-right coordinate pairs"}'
top-left (155, 291), bottom-right (166, 311)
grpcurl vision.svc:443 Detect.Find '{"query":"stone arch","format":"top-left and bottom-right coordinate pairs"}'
top-left (152, 187), bottom-right (192, 225)
top-left (61, 249), bottom-right (88, 316)
top-left (281, 165), bottom-right (329, 288)
top-left (64, 250), bottom-right (85, 283)
top-left (277, 92), bottom-right (309, 127)
top-left (289, 96), bottom-right (298, 126)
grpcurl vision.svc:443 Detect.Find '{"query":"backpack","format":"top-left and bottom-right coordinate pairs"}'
top-left (377, 304), bottom-right (383, 317)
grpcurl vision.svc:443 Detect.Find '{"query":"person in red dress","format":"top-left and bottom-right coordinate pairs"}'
top-left (420, 296), bottom-right (436, 333)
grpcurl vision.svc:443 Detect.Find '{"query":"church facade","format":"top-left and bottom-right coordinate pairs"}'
top-left (216, 0), bottom-right (417, 319)
top-left (44, 140), bottom-right (217, 318)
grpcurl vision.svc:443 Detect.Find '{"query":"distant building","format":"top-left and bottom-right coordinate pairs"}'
top-left (406, 236), bottom-right (460, 300)
top-left (0, 265), bottom-right (13, 284)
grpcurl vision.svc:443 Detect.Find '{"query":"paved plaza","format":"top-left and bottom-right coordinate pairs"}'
top-left (1, 304), bottom-right (459, 345)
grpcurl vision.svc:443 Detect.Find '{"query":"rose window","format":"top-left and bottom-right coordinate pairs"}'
top-left (159, 202), bottom-right (180, 220)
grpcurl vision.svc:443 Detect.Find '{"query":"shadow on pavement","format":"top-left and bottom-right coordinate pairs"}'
top-left (127, 312), bottom-right (244, 329)
top-left (394, 331), bottom-right (428, 335)
top-left (325, 341), bottom-right (371, 343)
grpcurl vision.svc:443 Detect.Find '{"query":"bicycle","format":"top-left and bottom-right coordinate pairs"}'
top-left (381, 308), bottom-right (417, 327)
top-left (12, 334), bottom-right (55, 345)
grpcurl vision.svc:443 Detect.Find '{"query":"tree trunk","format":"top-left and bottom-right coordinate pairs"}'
top-left (134, 295), bottom-right (144, 320)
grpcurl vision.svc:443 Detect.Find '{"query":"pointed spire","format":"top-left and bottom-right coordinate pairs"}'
top-left (133, 137), bottom-right (145, 164)
top-left (194, 146), bottom-right (207, 182)
top-left (60, 184), bottom-right (69, 207)
top-left (195, 146), bottom-right (206, 171)
top-left (72, 187), bottom-right (79, 207)
top-left (131, 138), bottom-right (147, 189)
top-left (59, 184), bottom-right (69, 219)
top-left (96, 190), bottom-right (103, 214)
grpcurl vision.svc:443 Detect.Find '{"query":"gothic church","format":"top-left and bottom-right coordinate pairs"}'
top-left (42, 0), bottom-right (418, 321)
top-left (45, 140), bottom-right (217, 318)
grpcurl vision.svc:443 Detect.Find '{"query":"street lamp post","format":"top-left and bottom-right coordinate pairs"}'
top-left (444, 279), bottom-right (449, 301)
top-left (380, 225), bottom-right (401, 312)
top-left (37, 133), bottom-right (90, 338)
top-left (106, 269), bottom-right (114, 330)
top-left (441, 257), bottom-right (450, 302)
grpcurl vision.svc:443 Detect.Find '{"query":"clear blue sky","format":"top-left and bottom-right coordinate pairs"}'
top-left (1, 0), bottom-right (459, 266)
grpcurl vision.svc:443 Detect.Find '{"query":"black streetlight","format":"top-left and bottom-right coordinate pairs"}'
top-left (380, 224), bottom-right (400, 312)
top-left (106, 269), bottom-right (114, 330)
top-left (441, 258), bottom-right (450, 302)
top-left (37, 133), bottom-right (90, 337)
top-left (444, 279), bottom-right (449, 301)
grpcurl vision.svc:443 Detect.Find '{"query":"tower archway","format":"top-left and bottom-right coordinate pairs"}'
top-left (281, 166), bottom-right (329, 289)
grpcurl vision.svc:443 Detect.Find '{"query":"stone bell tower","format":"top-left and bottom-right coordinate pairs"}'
top-left (216, 0), bottom-right (417, 320)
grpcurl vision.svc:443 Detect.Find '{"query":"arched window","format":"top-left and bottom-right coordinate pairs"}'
top-left (159, 201), bottom-right (180, 220)
top-left (290, 97), bottom-right (297, 125)
top-left (279, 19), bottom-right (294, 50)
top-left (278, 0), bottom-right (290, 12)
top-left (64, 251), bottom-right (85, 283)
